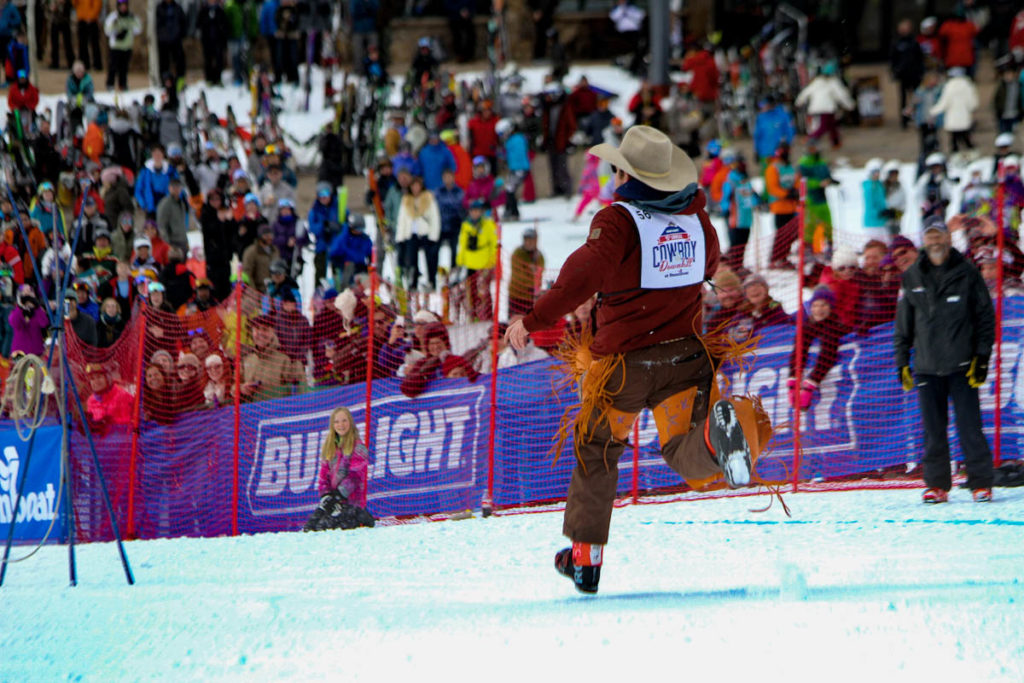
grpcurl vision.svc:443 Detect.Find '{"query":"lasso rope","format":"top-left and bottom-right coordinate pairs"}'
top-left (1, 353), bottom-right (64, 564)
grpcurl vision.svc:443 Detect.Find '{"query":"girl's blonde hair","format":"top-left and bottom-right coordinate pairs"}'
top-left (322, 406), bottom-right (359, 461)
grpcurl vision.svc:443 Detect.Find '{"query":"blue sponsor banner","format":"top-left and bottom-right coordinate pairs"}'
top-left (238, 377), bottom-right (488, 531)
top-left (0, 425), bottom-right (65, 544)
top-left (58, 300), bottom-right (1024, 539)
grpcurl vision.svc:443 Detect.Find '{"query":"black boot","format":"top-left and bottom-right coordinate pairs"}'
top-left (554, 547), bottom-right (600, 594)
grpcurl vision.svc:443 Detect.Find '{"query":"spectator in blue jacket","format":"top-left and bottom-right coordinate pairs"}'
top-left (135, 145), bottom-right (179, 216)
top-left (350, 0), bottom-right (379, 69)
top-left (862, 158), bottom-right (887, 235)
top-left (434, 168), bottom-right (465, 270)
top-left (328, 212), bottom-right (373, 291)
top-left (6, 28), bottom-right (29, 80)
top-left (753, 95), bottom-right (796, 167)
top-left (308, 182), bottom-right (339, 285)
top-left (418, 131), bottom-right (456, 192)
top-left (0, 1), bottom-right (19, 84)
top-left (259, 0), bottom-right (280, 77)
top-left (499, 118), bottom-right (530, 222)
top-left (720, 160), bottom-right (759, 270)
top-left (391, 141), bottom-right (422, 179)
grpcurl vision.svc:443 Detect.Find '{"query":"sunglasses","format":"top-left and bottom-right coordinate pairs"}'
top-left (187, 327), bottom-right (206, 337)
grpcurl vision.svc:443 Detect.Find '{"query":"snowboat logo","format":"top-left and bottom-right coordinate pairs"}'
top-left (246, 384), bottom-right (487, 516)
top-left (0, 445), bottom-right (58, 525)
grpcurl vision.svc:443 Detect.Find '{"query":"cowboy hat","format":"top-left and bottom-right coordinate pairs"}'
top-left (589, 125), bottom-right (697, 193)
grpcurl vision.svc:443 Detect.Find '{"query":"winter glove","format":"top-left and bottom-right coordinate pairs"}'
top-left (900, 366), bottom-right (914, 392)
top-left (787, 377), bottom-right (798, 407)
top-left (786, 188), bottom-right (800, 200)
top-left (798, 379), bottom-right (817, 410)
top-left (967, 356), bottom-right (989, 389)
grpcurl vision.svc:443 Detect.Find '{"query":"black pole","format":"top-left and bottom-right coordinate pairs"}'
top-left (60, 342), bottom-right (134, 586)
top-left (648, 0), bottom-right (671, 87)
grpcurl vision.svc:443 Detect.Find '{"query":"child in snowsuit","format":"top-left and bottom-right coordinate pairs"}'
top-left (303, 406), bottom-right (375, 532)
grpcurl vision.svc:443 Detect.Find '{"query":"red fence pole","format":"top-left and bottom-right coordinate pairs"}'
top-left (231, 275), bottom-right (243, 536)
top-left (484, 220), bottom-right (502, 515)
top-left (125, 312), bottom-right (147, 539)
top-left (995, 183), bottom-right (1005, 467)
top-left (631, 421), bottom-right (640, 504)
top-left (365, 248), bottom-right (377, 452)
top-left (791, 182), bottom-right (807, 492)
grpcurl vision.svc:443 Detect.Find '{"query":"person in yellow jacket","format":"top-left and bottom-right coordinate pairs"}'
top-left (455, 198), bottom-right (498, 320)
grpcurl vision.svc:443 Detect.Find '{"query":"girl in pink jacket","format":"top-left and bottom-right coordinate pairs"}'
top-left (316, 406), bottom-right (369, 508)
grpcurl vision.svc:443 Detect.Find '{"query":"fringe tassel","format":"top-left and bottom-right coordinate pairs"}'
top-left (550, 324), bottom-right (625, 474)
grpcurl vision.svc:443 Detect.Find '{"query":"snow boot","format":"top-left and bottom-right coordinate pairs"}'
top-left (972, 488), bottom-right (993, 503)
top-left (555, 542), bottom-right (602, 594)
top-left (922, 488), bottom-right (949, 504)
top-left (706, 399), bottom-right (752, 488)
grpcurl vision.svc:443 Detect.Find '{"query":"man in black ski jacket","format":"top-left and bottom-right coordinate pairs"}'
top-left (894, 217), bottom-right (995, 504)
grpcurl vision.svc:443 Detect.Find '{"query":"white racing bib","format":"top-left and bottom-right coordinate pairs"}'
top-left (615, 202), bottom-right (706, 289)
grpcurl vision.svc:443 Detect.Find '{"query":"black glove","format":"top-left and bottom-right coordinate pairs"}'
top-left (786, 188), bottom-right (799, 200)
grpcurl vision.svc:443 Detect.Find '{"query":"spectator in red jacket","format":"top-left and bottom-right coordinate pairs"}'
top-left (84, 362), bottom-right (134, 434)
top-left (917, 17), bottom-right (943, 70)
top-left (854, 239), bottom-right (899, 332)
top-left (567, 76), bottom-right (598, 120)
top-left (1012, 9), bottom-right (1024, 55)
top-left (680, 43), bottom-right (719, 108)
top-left (467, 100), bottom-right (499, 174)
top-left (541, 84), bottom-right (577, 198)
top-left (7, 69), bottom-right (38, 114)
top-left (742, 274), bottom-right (791, 333)
top-left (819, 247), bottom-right (861, 330)
top-left (939, 13), bottom-right (978, 74)
top-left (400, 322), bottom-right (478, 397)
top-left (788, 286), bottom-right (849, 410)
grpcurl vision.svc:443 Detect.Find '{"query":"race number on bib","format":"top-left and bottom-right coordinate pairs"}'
top-left (615, 202), bottom-right (706, 289)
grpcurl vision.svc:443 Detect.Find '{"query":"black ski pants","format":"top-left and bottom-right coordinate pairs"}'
top-left (916, 372), bottom-right (994, 491)
top-left (51, 21), bottom-right (75, 68)
top-left (108, 48), bottom-right (132, 89)
top-left (158, 40), bottom-right (186, 80)
top-left (77, 20), bottom-right (102, 70)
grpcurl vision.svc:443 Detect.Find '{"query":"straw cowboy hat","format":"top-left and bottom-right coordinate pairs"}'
top-left (589, 125), bottom-right (698, 193)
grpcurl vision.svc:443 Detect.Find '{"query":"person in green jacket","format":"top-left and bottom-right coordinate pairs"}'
top-left (797, 139), bottom-right (836, 255)
top-left (103, 0), bottom-right (143, 91)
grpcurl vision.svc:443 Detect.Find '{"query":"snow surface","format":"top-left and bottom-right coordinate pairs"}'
top-left (2, 488), bottom-right (1023, 680)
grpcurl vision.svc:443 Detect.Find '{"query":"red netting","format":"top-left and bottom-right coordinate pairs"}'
top-left (51, 200), bottom-right (1021, 542)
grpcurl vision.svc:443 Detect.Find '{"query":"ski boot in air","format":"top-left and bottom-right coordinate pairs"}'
top-left (707, 399), bottom-right (752, 488)
top-left (555, 542), bottom-right (602, 594)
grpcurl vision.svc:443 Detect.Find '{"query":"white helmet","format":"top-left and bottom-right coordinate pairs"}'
top-left (882, 160), bottom-right (901, 176)
top-left (921, 16), bottom-right (937, 31)
top-left (495, 118), bottom-right (513, 137)
top-left (995, 132), bottom-right (1015, 148)
top-left (925, 152), bottom-right (945, 167)
top-left (1004, 154), bottom-right (1020, 169)
top-left (865, 158), bottom-right (884, 175)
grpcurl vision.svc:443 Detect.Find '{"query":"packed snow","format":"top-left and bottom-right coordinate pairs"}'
top-left (2, 488), bottom-right (1023, 680)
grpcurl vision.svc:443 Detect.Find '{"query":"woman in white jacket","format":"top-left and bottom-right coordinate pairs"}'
top-left (394, 176), bottom-right (442, 291)
top-left (928, 67), bottom-right (978, 152)
top-left (794, 63), bottom-right (855, 148)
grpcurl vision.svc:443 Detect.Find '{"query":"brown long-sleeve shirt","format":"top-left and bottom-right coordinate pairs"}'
top-left (522, 191), bottom-right (721, 356)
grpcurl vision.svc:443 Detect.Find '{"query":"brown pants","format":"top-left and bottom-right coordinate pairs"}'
top-left (563, 337), bottom-right (722, 545)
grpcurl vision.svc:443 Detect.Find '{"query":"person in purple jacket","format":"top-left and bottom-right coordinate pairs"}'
top-left (303, 406), bottom-right (375, 531)
top-left (9, 285), bottom-right (49, 357)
